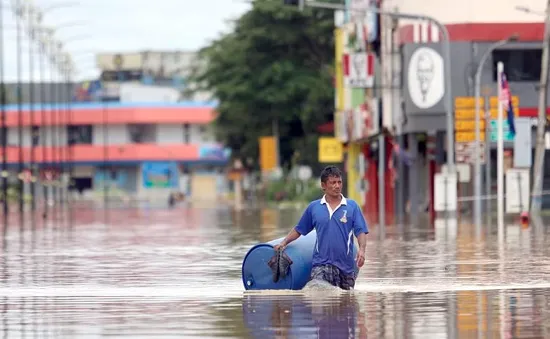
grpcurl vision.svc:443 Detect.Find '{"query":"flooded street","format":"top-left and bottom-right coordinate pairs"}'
top-left (0, 205), bottom-right (550, 337)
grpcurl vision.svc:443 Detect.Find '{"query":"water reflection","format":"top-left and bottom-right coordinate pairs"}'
top-left (243, 292), bottom-right (360, 338)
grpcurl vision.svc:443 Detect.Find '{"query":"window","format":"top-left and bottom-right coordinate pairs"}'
top-left (128, 124), bottom-right (156, 143)
top-left (67, 125), bottom-right (93, 145)
top-left (183, 123), bottom-right (190, 143)
top-left (31, 125), bottom-right (39, 146)
top-left (100, 70), bottom-right (144, 82)
top-left (492, 49), bottom-right (541, 82)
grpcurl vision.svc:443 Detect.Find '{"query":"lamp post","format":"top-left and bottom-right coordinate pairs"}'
top-left (11, 0), bottom-right (24, 221)
top-left (516, 4), bottom-right (550, 213)
top-left (20, 1), bottom-right (81, 219)
top-left (0, 0), bottom-right (7, 220)
top-left (473, 34), bottom-right (519, 237)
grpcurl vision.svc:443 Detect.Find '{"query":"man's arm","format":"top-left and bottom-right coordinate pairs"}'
top-left (275, 229), bottom-right (301, 249)
top-left (353, 202), bottom-right (369, 267)
top-left (357, 232), bottom-right (367, 252)
top-left (274, 204), bottom-right (313, 250)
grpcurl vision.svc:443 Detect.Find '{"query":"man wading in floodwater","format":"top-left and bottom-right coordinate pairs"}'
top-left (274, 166), bottom-right (368, 290)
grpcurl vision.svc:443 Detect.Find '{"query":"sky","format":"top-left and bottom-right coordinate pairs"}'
top-left (0, 0), bottom-right (252, 82)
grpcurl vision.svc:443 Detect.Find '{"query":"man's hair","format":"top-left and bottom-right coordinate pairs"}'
top-left (320, 166), bottom-right (342, 183)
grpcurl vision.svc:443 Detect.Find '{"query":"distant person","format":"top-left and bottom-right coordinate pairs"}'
top-left (274, 166), bottom-right (369, 290)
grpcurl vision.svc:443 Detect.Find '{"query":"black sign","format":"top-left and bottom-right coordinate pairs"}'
top-left (100, 70), bottom-right (143, 82)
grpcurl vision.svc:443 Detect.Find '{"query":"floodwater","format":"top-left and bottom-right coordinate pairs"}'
top-left (0, 203), bottom-right (550, 338)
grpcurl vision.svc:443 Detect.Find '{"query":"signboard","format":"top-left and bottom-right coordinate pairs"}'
top-left (402, 44), bottom-right (446, 120)
top-left (434, 172), bottom-right (457, 212)
top-left (455, 107), bottom-right (519, 120)
top-left (96, 53), bottom-right (143, 71)
top-left (455, 132), bottom-right (486, 143)
top-left (407, 47), bottom-right (445, 109)
top-left (454, 96), bottom-right (519, 109)
top-left (454, 95), bottom-right (519, 143)
top-left (318, 137), bottom-right (343, 163)
top-left (347, 98), bottom-right (379, 141)
top-left (348, 0), bottom-right (379, 43)
top-left (442, 163), bottom-right (471, 183)
top-left (259, 136), bottom-right (278, 172)
top-left (141, 162), bottom-right (178, 188)
top-left (343, 52), bottom-right (375, 88)
top-left (489, 120), bottom-right (515, 142)
top-left (455, 120), bottom-right (486, 131)
top-left (505, 168), bottom-right (530, 213)
top-left (199, 145), bottom-right (231, 161)
top-left (455, 142), bottom-right (485, 165)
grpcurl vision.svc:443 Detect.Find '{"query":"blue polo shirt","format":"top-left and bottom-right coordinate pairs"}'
top-left (294, 195), bottom-right (369, 275)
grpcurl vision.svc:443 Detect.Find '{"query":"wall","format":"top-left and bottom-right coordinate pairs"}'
top-left (119, 83), bottom-right (180, 103)
top-left (4, 82), bottom-right (75, 104)
top-left (93, 125), bottom-right (131, 144)
top-left (4, 123), bottom-right (217, 150)
top-left (7, 126), bottom-right (66, 147)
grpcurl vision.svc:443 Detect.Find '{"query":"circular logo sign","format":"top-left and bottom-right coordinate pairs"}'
top-left (407, 47), bottom-right (445, 109)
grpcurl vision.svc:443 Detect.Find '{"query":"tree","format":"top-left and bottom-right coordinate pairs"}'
top-left (186, 0), bottom-right (335, 171)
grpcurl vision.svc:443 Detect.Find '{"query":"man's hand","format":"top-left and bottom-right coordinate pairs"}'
top-left (355, 249), bottom-right (366, 268)
top-left (273, 241), bottom-right (286, 251)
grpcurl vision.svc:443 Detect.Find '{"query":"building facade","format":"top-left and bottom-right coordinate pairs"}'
top-left (1, 101), bottom-right (230, 203)
top-left (336, 0), bottom-right (550, 221)
top-left (1, 50), bottom-right (230, 205)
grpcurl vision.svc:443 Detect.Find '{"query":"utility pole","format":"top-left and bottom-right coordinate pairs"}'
top-left (531, 0), bottom-right (550, 213)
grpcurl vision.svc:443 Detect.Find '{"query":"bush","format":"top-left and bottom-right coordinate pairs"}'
top-left (264, 178), bottom-right (322, 203)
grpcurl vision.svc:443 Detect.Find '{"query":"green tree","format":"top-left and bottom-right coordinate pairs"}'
top-left (186, 0), bottom-right (335, 171)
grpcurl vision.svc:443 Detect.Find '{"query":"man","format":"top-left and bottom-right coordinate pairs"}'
top-left (274, 166), bottom-right (368, 290)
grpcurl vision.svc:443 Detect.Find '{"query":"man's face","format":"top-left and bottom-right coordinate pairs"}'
top-left (321, 175), bottom-right (343, 197)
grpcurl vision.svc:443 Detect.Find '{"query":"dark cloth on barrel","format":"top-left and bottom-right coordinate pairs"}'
top-left (267, 248), bottom-right (293, 283)
top-left (310, 264), bottom-right (356, 290)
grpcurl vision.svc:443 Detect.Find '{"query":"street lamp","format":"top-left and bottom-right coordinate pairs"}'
top-left (473, 33), bottom-right (519, 236)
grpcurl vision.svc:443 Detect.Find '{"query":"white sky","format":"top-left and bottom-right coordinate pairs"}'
top-left (1, 0), bottom-right (251, 82)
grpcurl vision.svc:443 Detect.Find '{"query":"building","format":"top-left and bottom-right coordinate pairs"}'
top-left (1, 100), bottom-right (230, 203)
top-left (335, 0), bottom-right (550, 221)
top-left (0, 50), bottom-right (231, 204)
top-left (94, 50), bottom-right (211, 101)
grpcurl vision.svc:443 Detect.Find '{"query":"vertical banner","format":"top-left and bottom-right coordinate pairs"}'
top-left (259, 136), bottom-right (277, 172)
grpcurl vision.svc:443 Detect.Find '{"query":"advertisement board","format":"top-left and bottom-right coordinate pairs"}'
top-left (141, 162), bottom-right (179, 188)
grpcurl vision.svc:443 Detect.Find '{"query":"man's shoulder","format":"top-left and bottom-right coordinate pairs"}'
top-left (307, 199), bottom-right (322, 209)
top-left (345, 198), bottom-right (360, 209)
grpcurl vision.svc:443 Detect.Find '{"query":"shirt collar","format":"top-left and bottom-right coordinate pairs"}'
top-left (320, 194), bottom-right (347, 205)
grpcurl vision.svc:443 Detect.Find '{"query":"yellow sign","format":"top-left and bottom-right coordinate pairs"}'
top-left (259, 136), bottom-right (278, 171)
top-left (489, 96), bottom-right (519, 108)
top-left (455, 120), bottom-right (486, 131)
top-left (454, 96), bottom-right (519, 109)
top-left (455, 107), bottom-right (519, 120)
top-left (455, 132), bottom-right (486, 143)
top-left (488, 107), bottom-right (519, 119)
top-left (454, 97), bottom-right (484, 109)
top-left (318, 137), bottom-right (343, 163)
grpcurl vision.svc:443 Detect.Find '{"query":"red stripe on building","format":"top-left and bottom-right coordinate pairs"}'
top-left (399, 22), bottom-right (545, 44)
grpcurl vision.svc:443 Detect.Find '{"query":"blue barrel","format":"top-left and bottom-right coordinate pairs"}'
top-left (241, 230), bottom-right (360, 290)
